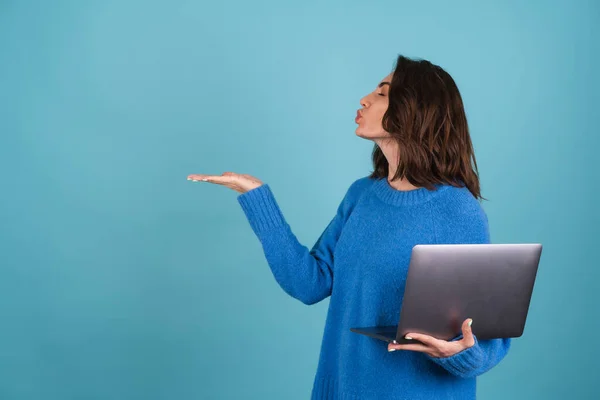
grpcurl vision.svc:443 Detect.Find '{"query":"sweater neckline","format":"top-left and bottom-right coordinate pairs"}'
top-left (370, 177), bottom-right (450, 206)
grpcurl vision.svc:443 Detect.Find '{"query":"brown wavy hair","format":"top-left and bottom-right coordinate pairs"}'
top-left (369, 54), bottom-right (486, 201)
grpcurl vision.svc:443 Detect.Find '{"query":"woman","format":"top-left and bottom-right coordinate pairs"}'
top-left (187, 54), bottom-right (511, 399)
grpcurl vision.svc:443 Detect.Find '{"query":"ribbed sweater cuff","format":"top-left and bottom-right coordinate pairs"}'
top-left (237, 184), bottom-right (287, 235)
top-left (426, 335), bottom-right (485, 378)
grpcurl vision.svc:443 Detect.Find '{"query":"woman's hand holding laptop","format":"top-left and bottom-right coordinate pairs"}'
top-left (387, 318), bottom-right (475, 357)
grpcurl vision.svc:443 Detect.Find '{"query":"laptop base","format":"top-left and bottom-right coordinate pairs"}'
top-left (350, 325), bottom-right (418, 344)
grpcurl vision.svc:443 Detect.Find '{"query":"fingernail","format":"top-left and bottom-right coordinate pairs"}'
top-left (388, 348), bottom-right (396, 352)
top-left (187, 178), bottom-right (191, 180)
top-left (468, 319), bottom-right (473, 327)
top-left (201, 178), bottom-right (208, 181)
top-left (405, 335), bottom-right (413, 340)
top-left (392, 340), bottom-right (397, 344)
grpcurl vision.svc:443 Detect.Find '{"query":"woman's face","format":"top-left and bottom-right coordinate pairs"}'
top-left (355, 72), bottom-right (393, 139)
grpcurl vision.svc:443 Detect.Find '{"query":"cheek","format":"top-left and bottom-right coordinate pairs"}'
top-left (372, 101), bottom-right (388, 119)
top-left (369, 108), bottom-right (387, 126)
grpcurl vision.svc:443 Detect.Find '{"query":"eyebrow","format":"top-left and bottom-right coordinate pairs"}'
top-left (378, 82), bottom-right (390, 87)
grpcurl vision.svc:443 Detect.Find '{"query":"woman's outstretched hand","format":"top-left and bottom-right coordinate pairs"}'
top-left (387, 318), bottom-right (475, 358)
top-left (187, 172), bottom-right (264, 194)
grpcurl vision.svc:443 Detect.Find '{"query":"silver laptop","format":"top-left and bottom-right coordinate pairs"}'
top-left (350, 243), bottom-right (542, 344)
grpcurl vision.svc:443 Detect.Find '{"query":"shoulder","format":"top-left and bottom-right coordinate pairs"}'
top-left (336, 175), bottom-right (376, 217)
top-left (437, 184), bottom-right (487, 218)
top-left (347, 175), bottom-right (377, 197)
top-left (433, 184), bottom-right (490, 244)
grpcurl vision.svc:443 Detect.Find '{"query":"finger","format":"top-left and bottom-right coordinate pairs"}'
top-left (460, 318), bottom-right (475, 348)
top-left (388, 343), bottom-right (431, 353)
top-left (403, 332), bottom-right (445, 348)
top-left (187, 174), bottom-right (232, 183)
top-left (187, 174), bottom-right (210, 181)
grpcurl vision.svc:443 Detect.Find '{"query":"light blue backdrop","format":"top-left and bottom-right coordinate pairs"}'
top-left (1, 0), bottom-right (597, 399)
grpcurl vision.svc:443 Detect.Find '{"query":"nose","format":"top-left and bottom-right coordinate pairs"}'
top-left (360, 95), bottom-right (368, 108)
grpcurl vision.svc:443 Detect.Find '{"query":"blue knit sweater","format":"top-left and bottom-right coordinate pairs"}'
top-left (237, 175), bottom-right (511, 400)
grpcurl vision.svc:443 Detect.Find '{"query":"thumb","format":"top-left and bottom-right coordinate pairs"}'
top-left (461, 318), bottom-right (475, 348)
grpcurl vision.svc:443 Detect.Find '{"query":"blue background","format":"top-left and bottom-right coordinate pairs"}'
top-left (1, 0), bottom-right (598, 398)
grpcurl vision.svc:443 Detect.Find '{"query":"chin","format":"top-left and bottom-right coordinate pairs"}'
top-left (355, 131), bottom-right (371, 140)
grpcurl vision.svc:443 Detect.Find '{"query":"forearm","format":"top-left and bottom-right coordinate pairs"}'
top-left (237, 184), bottom-right (336, 305)
top-left (254, 224), bottom-right (334, 305)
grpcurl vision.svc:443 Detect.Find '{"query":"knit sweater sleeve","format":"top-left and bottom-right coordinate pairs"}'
top-left (236, 179), bottom-right (365, 305)
top-left (425, 193), bottom-right (512, 378)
